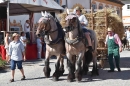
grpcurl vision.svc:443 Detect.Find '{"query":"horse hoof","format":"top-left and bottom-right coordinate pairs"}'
top-left (53, 76), bottom-right (59, 81)
top-left (43, 67), bottom-right (51, 78)
top-left (76, 75), bottom-right (82, 82)
top-left (67, 74), bottom-right (74, 82)
top-left (59, 70), bottom-right (64, 76)
top-left (75, 70), bottom-right (82, 82)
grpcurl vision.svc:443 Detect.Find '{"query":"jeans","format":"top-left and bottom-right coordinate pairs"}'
top-left (37, 46), bottom-right (42, 59)
top-left (10, 60), bottom-right (23, 70)
top-left (26, 32), bottom-right (30, 41)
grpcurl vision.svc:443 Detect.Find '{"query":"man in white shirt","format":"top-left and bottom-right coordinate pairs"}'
top-left (24, 20), bottom-right (30, 41)
top-left (75, 6), bottom-right (93, 51)
top-left (125, 27), bottom-right (130, 48)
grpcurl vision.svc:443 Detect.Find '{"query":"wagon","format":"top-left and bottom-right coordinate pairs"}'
top-left (59, 7), bottom-right (124, 68)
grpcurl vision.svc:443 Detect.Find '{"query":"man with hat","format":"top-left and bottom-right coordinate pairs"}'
top-left (105, 27), bottom-right (122, 72)
top-left (74, 6), bottom-right (93, 51)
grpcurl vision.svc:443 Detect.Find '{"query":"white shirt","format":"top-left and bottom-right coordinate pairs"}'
top-left (125, 30), bottom-right (130, 40)
top-left (77, 14), bottom-right (88, 28)
top-left (4, 36), bottom-right (11, 49)
top-left (20, 36), bottom-right (26, 47)
top-left (8, 40), bottom-right (25, 61)
top-left (37, 38), bottom-right (42, 47)
top-left (24, 23), bottom-right (30, 32)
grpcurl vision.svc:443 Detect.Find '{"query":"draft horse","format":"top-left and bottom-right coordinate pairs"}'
top-left (64, 9), bottom-right (99, 82)
top-left (36, 11), bottom-right (65, 81)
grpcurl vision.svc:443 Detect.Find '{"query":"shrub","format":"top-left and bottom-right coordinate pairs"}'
top-left (0, 57), bottom-right (6, 67)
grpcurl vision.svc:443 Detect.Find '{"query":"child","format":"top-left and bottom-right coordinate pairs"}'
top-left (20, 32), bottom-right (27, 49)
top-left (8, 33), bottom-right (26, 82)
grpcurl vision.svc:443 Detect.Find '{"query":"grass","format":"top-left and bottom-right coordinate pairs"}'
top-left (0, 57), bottom-right (6, 67)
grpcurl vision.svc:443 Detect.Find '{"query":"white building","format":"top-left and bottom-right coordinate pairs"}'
top-left (122, 0), bottom-right (130, 27)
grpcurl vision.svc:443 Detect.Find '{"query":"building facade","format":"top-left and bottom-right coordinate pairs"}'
top-left (122, 0), bottom-right (130, 27)
top-left (9, 0), bottom-right (124, 31)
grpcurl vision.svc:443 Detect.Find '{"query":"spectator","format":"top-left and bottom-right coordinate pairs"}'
top-left (20, 32), bottom-right (27, 49)
top-left (8, 33), bottom-right (26, 82)
top-left (24, 20), bottom-right (30, 42)
top-left (105, 27), bottom-right (122, 72)
top-left (4, 32), bottom-right (11, 61)
top-left (125, 27), bottom-right (130, 48)
top-left (36, 34), bottom-right (42, 59)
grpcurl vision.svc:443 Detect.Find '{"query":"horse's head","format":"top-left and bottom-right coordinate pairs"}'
top-left (36, 11), bottom-right (52, 35)
top-left (64, 9), bottom-right (79, 32)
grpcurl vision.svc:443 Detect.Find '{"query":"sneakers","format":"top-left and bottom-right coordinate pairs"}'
top-left (10, 76), bottom-right (26, 82)
top-left (108, 70), bottom-right (115, 72)
top-left (21, 76), bottom-right (26, 80)
top-left (10, 79), bottom-right (14, 82)
top-left (88, 46), bottom-right (93, 52)
top-left (117, 68), bottom-right (121, 72)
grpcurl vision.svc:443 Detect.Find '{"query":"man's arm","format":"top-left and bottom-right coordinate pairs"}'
top-left (81, 15), bottom-right (88, 26)
top-left (21, 43), bottom-right (26, 61)
top-left (7, 43), bottom-right (12, 63)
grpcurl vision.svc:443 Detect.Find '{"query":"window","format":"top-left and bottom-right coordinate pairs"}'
top-left (127, 5), bottom-right (130, 9)
top-left (117, 8), bottom-right (120, 16)
top-left (92, 4), bottom-right (97, 10)
top-left (54, 0), bottom-right (60, 4)
top-left (99, 5), bottom-right (103, 9)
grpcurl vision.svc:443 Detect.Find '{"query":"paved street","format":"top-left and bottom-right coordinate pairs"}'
top-left (0, 50), bottom-right (130, 86)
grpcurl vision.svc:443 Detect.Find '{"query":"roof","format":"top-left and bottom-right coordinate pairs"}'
top-left (107, 0), bottom-right (124, 5)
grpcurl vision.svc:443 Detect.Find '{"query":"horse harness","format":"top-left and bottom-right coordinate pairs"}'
top-left (41, 19), bottom-right (63, 45)
top-left (64, 19), bottom-right (84, 45)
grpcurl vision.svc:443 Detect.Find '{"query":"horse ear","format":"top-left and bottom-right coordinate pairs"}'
top-left (66, 9), bottom-right (70, 14)
top-left (41, 11), bottom-right (45, 16)
top-left (45, 11), bottom-right (48, 17)
top-left (73, 9), bottom-right (76, 14)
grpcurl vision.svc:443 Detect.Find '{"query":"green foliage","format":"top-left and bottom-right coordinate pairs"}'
top-left (0, 57), bottom-right (6, 67)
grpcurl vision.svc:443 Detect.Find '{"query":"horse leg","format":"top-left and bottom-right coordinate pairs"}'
top-left (67, 53), bottom-right (75, 82)
top-left (82, 54), bottom-right (89, 75)
top-left (52, 55), bottom-right (61, 81)
top-left (75, 52), bottom-right (84, 82)
top-left (43, 52), bottom-right (51, 78)
top-left (91, 51), bottom-right (99, 76)
top-left (59, 55), bottom-right (65, 76)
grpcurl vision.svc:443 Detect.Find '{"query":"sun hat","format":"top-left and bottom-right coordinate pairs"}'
top-left (108, 27), bottom-right (113, 32)
top-left (75, 6), bottom-right (81, 11)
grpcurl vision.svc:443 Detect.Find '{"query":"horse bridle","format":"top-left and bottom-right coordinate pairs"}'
top-left (42, 19), bottom-right (58, 35)
top-left (64, 17), bottom-right (78, 33)
top-left (40, 17), bottom-right (62, 45)
top-left (64, 16), bottom-right (83, 45)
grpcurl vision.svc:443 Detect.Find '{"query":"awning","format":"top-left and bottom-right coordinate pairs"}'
top-left (0, 0), bottom-right (63, 15)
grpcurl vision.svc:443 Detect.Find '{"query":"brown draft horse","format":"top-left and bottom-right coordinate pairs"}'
top-left (63, 9), bottom-right (99, 82)
top-left (36, 11), bottom-right (65, 81)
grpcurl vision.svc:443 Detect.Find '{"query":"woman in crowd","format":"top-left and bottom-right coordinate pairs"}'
top-left (7, 33), bottom-right (26, 82)
top-left (4, 32), bottom-right (11, 61)
top-left (36, 34), bottom-right (43, 59)
top-left (20, 32), bottom-right (27, 49)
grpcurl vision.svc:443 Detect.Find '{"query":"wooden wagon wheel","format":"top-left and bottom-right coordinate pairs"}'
top-left (97, 47), bottom-right (108, 68)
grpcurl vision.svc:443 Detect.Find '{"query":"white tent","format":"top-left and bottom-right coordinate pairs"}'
top-left (0, 0), bottom-right (63, 15)
top-left (0, 0), bottom-right (63, 31)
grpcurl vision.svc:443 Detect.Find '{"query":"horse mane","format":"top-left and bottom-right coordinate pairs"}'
top-left (49, 15), bottom-right (57, 30)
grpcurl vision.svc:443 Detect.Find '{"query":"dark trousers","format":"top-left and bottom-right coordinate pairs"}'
top-left (26, 32), bottom-right (30, 41)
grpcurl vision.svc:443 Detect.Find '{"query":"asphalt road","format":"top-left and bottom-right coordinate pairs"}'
top-left (0, 50), bottom-right (130, 86)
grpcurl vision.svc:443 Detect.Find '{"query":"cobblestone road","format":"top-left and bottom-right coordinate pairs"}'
top-left (0, 50), bottom-right (130, 86)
